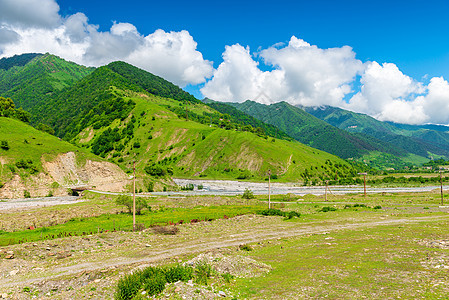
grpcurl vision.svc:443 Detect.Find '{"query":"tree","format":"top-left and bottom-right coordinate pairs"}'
top-left (15, 107), bottom-right (30, 123)
top-left (37, 123), bottom-right (55, 135)
top-left (0, 97), bottom-right (15, 117)
top-left (115, 194), bottom-right (150, 215)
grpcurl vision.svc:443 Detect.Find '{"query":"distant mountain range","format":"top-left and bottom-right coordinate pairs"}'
top-left (303, 105), bottom-right (449, 160)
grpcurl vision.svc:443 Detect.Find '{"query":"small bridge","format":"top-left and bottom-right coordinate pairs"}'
top-left (67, 186), bottom-right (91, 195)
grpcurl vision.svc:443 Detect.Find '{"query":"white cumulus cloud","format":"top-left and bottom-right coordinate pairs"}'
top-left (201, 36), bottom-right (363, 106)
top-left (0, 0), bottom-right (213, 87)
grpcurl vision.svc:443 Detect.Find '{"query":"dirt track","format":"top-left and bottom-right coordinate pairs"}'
top-left (2, 214), bottom-right (448, 290)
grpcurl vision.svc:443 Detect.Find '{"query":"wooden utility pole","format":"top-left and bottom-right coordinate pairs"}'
top-left (325, 180), bottom-right (328, 201)
top-left (268, 169), bottom-right (271, 209)
top-left (133, 160), bottom-right (136, 231)
top-left (440, 170), bottom-right (444, 206)
top-left (358, 173), bottom-right (367, 197)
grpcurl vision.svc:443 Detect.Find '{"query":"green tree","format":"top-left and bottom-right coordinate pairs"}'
top-left (115, 194), bottom-right (150, 215)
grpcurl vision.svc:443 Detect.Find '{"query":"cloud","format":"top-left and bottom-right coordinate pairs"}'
top-left (0, 0), bottom-right (61, 28)
top-left (202, 37), bottom-right (449, 125)
top-left (201, 36), bottom-right (363, 106)
top-left (0, 1), bottom-right (213, 87)
top-left (346, 62), bottom-right (449, 125)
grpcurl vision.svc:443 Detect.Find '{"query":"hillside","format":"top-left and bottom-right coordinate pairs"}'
top-left (226, 100), bottom-right (406, 160)
top-left (0, 53), bottom-right (94, 113)
top-left (72, 90), bottom-right (362, 188)
top-left (304, 105), bottom-right (449, 160)
top-left (0, 117), bottom-right (127, 198)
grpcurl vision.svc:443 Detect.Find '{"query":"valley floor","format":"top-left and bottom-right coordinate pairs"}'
top-left (1, 191), bottom-right (449, 299)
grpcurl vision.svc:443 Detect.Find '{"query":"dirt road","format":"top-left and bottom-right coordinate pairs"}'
top-left (2, 214), bottom-right (448, 290)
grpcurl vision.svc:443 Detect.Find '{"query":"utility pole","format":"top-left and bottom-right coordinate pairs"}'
top-left (268, 169), bottom-right (271, 209)
top-left (133, 160), bottom-right (136, 232)
top-left (440, 170), bottom-right (444, 206)
top-left (358, 173), bottom-right (367, 197)
top-left (325, 180), bottom-right (328, 201)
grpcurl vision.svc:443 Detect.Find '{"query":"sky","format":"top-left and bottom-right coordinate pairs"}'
top-left (1, 0), bottom-right (449, 125)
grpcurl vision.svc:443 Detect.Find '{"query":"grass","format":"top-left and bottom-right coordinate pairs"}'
top-left (231, 219), bottom-right (449, 298)
top-left (72, 90), bottom-right (357, 184)
top-left (0, 204), bottom-right (263, 246)
top-left (0, 117), bottom-right (99, 180)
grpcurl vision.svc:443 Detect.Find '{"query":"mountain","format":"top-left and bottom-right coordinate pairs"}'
top-left (304, 105), bottom-right (449, 160)
top-left (224, 100), bottom-right (408, 161)
top-left (0, 54), bottom-right (366, 187)
top-left (0, 117), bottom-right (127, 198)
top-left (0, 53), bottom-right (94, 114)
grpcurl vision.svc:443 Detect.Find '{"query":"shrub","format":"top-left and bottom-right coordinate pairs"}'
top-left (163, 264), bottom-right (193, 283)
top-left (115, 265), bottom-right (193, 300)
top-left (319, 206), bottom-right (337, 212)
top-left (115, 194), bottom-right (150, 215)
top-left (242, 188), bottom-right (255, 199)
top-left (24, 190), bottom-right (31, 198)
top-left (286, 211), bottom-right (301, 219)
top-left (197, 184), bottom-right (204, 190)
top-left (194, 260), bottom-right (214, 285)
top-left (115, 271), bottom-right (142, 300)
top-left (258, 208), bottom-right (285, 217)
top-left (147, 181), bottom-right (154, 192)
top-left (180, 184), bottom-right (194, 191)
top-left (143, 272), bottom-right (166, 296)
top-left (239, 244), bottom-right (253, 251)
top-left (0, 140), bottom-right (9, 150)
top-left (221, 272), bottom-right (234, 283)
top-left (373, 205), bottom-right (382, 209)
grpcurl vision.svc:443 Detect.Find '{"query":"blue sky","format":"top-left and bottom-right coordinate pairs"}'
top-left (57, 0), bottom-right (449, 80)
top-left (1, 0), bottom-right (449, 124)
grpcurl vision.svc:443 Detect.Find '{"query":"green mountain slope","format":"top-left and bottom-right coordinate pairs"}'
top-left (72, 90), bottom-right (362, 186)
top-left (227, 100), bottom-right (405, 160)
top-left (0, 53), bottom-right (94, 111)
top-left (204, 99), bottom-right (293, 141)
top-left (0, 117), bottom-right (127, 198)
top-left (0, 53), bottom-right (43, 71)
top-left (305, 106), bottom-right (449, 159)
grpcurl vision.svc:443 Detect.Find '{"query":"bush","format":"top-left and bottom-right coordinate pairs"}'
top-left (143, 272), bottom-right (166, 296)
top-left (0, 140), bottom-right (9, 150)
top-left (242, 188), bottom-right (255, 199)
top-left (258, 208), bottom-right (285, 217)
top-left (194, 260), bottom-right (214, 285)
top-left (373, 205), bottom-right (382, 209)
top-left (221, 272), bottom-right (234, 283)
top-left (115, 194), bottom-right (150, 215)
top-left (163, 264), bottom-right (193, 283)
top-left (319, 206), bottom-right (337, 212)
top-left (24, 190), bottom-right (31, 198)
top-left (180, 184), bottom-right (194, 191)
top-left (115, 265), bottom-right (193, 300)
top-left (115, 271), bottom-right (142, 300)
top-left (239, 244), bottom-right (253, 251)
top-left (147, 181), bottom-right (154, 192)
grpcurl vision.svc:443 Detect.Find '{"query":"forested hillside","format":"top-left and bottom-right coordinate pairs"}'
top-left (227, 100), bottom-right (405, 160)
top-left (0, 54), bottom-right (94, 111)
top-left (304, 105), bottom-right (449, 159)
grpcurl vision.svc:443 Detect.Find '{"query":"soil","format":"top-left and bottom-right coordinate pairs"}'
top-left (1, 213), bottom-right (448, 299)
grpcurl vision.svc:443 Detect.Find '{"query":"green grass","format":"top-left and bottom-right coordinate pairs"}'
top-left (0, 204), bottom-right (262, 246)
top-left (232, 219), bottom-right (449, 298)
top-left (74, 90), bottom-right (357, 185)
top-left (0, 117), bottom-right (98, 180)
